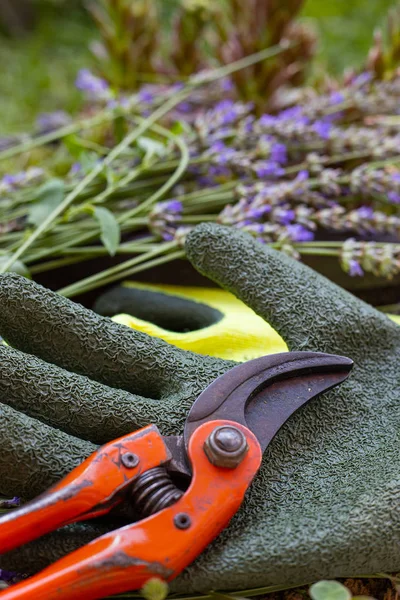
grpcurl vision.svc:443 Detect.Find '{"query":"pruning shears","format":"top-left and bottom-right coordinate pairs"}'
top-left (0, 351), bottom-right (353, 600)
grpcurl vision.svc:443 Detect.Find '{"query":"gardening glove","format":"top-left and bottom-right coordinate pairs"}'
top-left (93, 281), bottom-right (287, 360)
top-left (0, 223), bottom-right (399, 593)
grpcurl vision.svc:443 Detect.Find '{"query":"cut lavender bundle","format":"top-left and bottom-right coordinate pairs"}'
top-left (3, 45), bottom-right (400, 299)
top-left (0, 497), bottom-right (20, 509)
top-left (341, 239), bottom-right (400, 279)
top-left (149, 200), bottom-right (183, 241)
top-left (350, 166), bottom-right (400, 204)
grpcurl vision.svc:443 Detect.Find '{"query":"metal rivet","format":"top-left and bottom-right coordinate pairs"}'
top-left (174, 513), bottom-right (191, 530)
top-left (204, 425), bottom-right (248, 469)
top-left (121, 452), bottom-right (139, 469)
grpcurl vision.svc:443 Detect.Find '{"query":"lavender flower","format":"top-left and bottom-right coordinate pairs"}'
top-left (36, 111), bottom-right (71, 135)
top-left (193, 100), bottom-right (252, 146)
top-left (254, 161), bottom-right (285, 179)
top-left (350, 166), bottom-right (400, 204)
top-left (315, 205), bottom-right (400, 236)
top-left (219, 171), bottom-right (318, 227)
top-left (340, 239), bottom-right (400, 279)
top-left (270, 142), bottom-right (287, 165)
top-left (0, 168), bottom-right (44, 195)
top-left (285, 223), bottom-right (315, 242)
top-left (254, 100), bottom-right (400, 159)
top-left (149, 200), bottom-right (183, 240)
top-left (137, 87), bottom-right (155, 105)
top-left (173, 225), bottom-right (193, 248)
top-left (348, 259), bottom-right (364, 277)
top-left (0, 497), bottom-right (20, 509)
top-left (0, 570), bottom-right (22, 585)
top-left (75, 69), bottom-right (112, 102)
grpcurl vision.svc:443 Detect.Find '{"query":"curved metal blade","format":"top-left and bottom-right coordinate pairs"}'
top-left (184, 352), bottom-right (353, 453)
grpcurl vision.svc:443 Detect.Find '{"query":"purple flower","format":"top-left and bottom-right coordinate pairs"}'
top-left (348, 259), bottom-right (364, 277)
top-left (286, 224), bottom-right (315, 242)
top-left (259, 114), bottom-right (277, 127)
top-left (0, 570), bottom-right (20, 583)
top-left (270, 142), bottom-right (287, 165)
top-left (171, 82), bottom-right (185, 93)
top-left (210, 140), bottom-right (226, 153)
top-left (296, 170), bottom-right (309, 181)
top-left (313, 119), bottom-right (332, 139)
top-left (138, 87), bottom-right (154, 104)
top-left (149, 199), bottom-right (183, 240)
top-left (221, 77), bottom-right (234, 92)
top-left (248, 205), bottom-right (272, 219)
top-left (356, 206), bottom-right (374, 219)
top-left (275, 208), bottom-right (295, 225)
top-left (0, 168), bottom-right (44, 193)
top-left (0, 497), bottom-right (20, 509)
top-left (75, 69), bottom-right (111, 101)
top-left (278, 106), bottom-right (304, 120)
top-left (177, 102), bottom-right (192, 113)
top-left (351, 72), bottom-right (372, 88)
top-left (255, 161), bottom-right (285, 179)
top-left (164, 200), bottom-right (183, 213)
top-left (36, 111), bottom-right (71, 134)
top-left (388, 191), bottom-right (400, 204)
top-left (330, 92), bottom-right (345, 105)
top-left (212, 145), bottom-right (237, 165)
top-left (214, 99), bottom-right (239, 125)
top-left (209, 165), bottom-right (231, 178)
top-left (2, 174), bottom-right (22, 186)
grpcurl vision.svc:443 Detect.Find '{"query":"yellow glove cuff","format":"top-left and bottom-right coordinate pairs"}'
top-left (111, 282), bottom-right (287, 362)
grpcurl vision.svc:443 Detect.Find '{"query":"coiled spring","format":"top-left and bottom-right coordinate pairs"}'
top-left (130, 467), bottom-right (183, 517)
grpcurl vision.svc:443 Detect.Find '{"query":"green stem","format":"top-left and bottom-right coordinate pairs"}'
top-left (0, 110), bottom-right (116, 163)
top-left (297, 248), bottom-right (339, 257)
top-left (59, 249), bottom-right (184, 298)
top-left (29, 256), bottom-right (94, 274)
top-left (63, 241), bottom-right (156, 254)
top-left (377, 302), bottom-right (400, 313)
top-left (114, 118), bottom-right (191, 222)
top-left (57, 242), bottom-right (177, 297)
top-left (0, 91), bottom-right (191, 274)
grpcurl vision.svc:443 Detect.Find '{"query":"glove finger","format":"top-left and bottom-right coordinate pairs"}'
top-left (185, 224), bottom-right (400, 357)
top-left (0, 344), bottom-right (188, 444)
top-left (93, 283), bottom-right (223, 332)
top-left (0, 273), bottom-right (190, 399)
top-left (0, 403), bottom-right (95, 499)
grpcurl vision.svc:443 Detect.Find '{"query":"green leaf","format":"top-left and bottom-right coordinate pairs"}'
top-left (310, 581), bottom-right (352, 600)
top-left (93, 206), bottom-right (120, 256)
top-left (170, 120), bottom-right (191, 136)
top-left (140, 578), bottom-right (168, 600)
top-left (28, 179), bottom-right (65, 228)
top-left (0, 255), bottom-right (31, 279)
top-left (137, 136), bottom-right (165, 157)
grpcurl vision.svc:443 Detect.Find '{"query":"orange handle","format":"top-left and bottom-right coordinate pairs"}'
top-left (0, 425), bottom-right (169, 554)
top-left (0, 420), bottom-right (262, 600)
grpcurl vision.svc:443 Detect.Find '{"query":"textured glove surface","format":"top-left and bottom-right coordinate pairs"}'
top-left (0, 223), bottom-right (399, 592)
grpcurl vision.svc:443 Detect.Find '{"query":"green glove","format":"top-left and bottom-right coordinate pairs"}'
top-left (0, 223), bottom-right (399, 593)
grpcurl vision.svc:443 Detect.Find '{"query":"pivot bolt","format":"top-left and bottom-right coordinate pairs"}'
top-left (121, 452), bottom-right (139, 469)
top-left (204, 425), bottom-right (248, 469)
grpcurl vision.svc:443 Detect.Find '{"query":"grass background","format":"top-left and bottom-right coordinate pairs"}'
top-left (0, 0), bottom-right (397, 134)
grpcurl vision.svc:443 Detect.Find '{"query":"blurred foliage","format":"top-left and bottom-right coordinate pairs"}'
top-left (0, 5), bottom-right (92, 134)
top-left (0, 0), bottom-right (399, 133)
top-left (302, 0), bottom-right (397, 73)
top-left (85, 0), bottom-right (316, 112)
